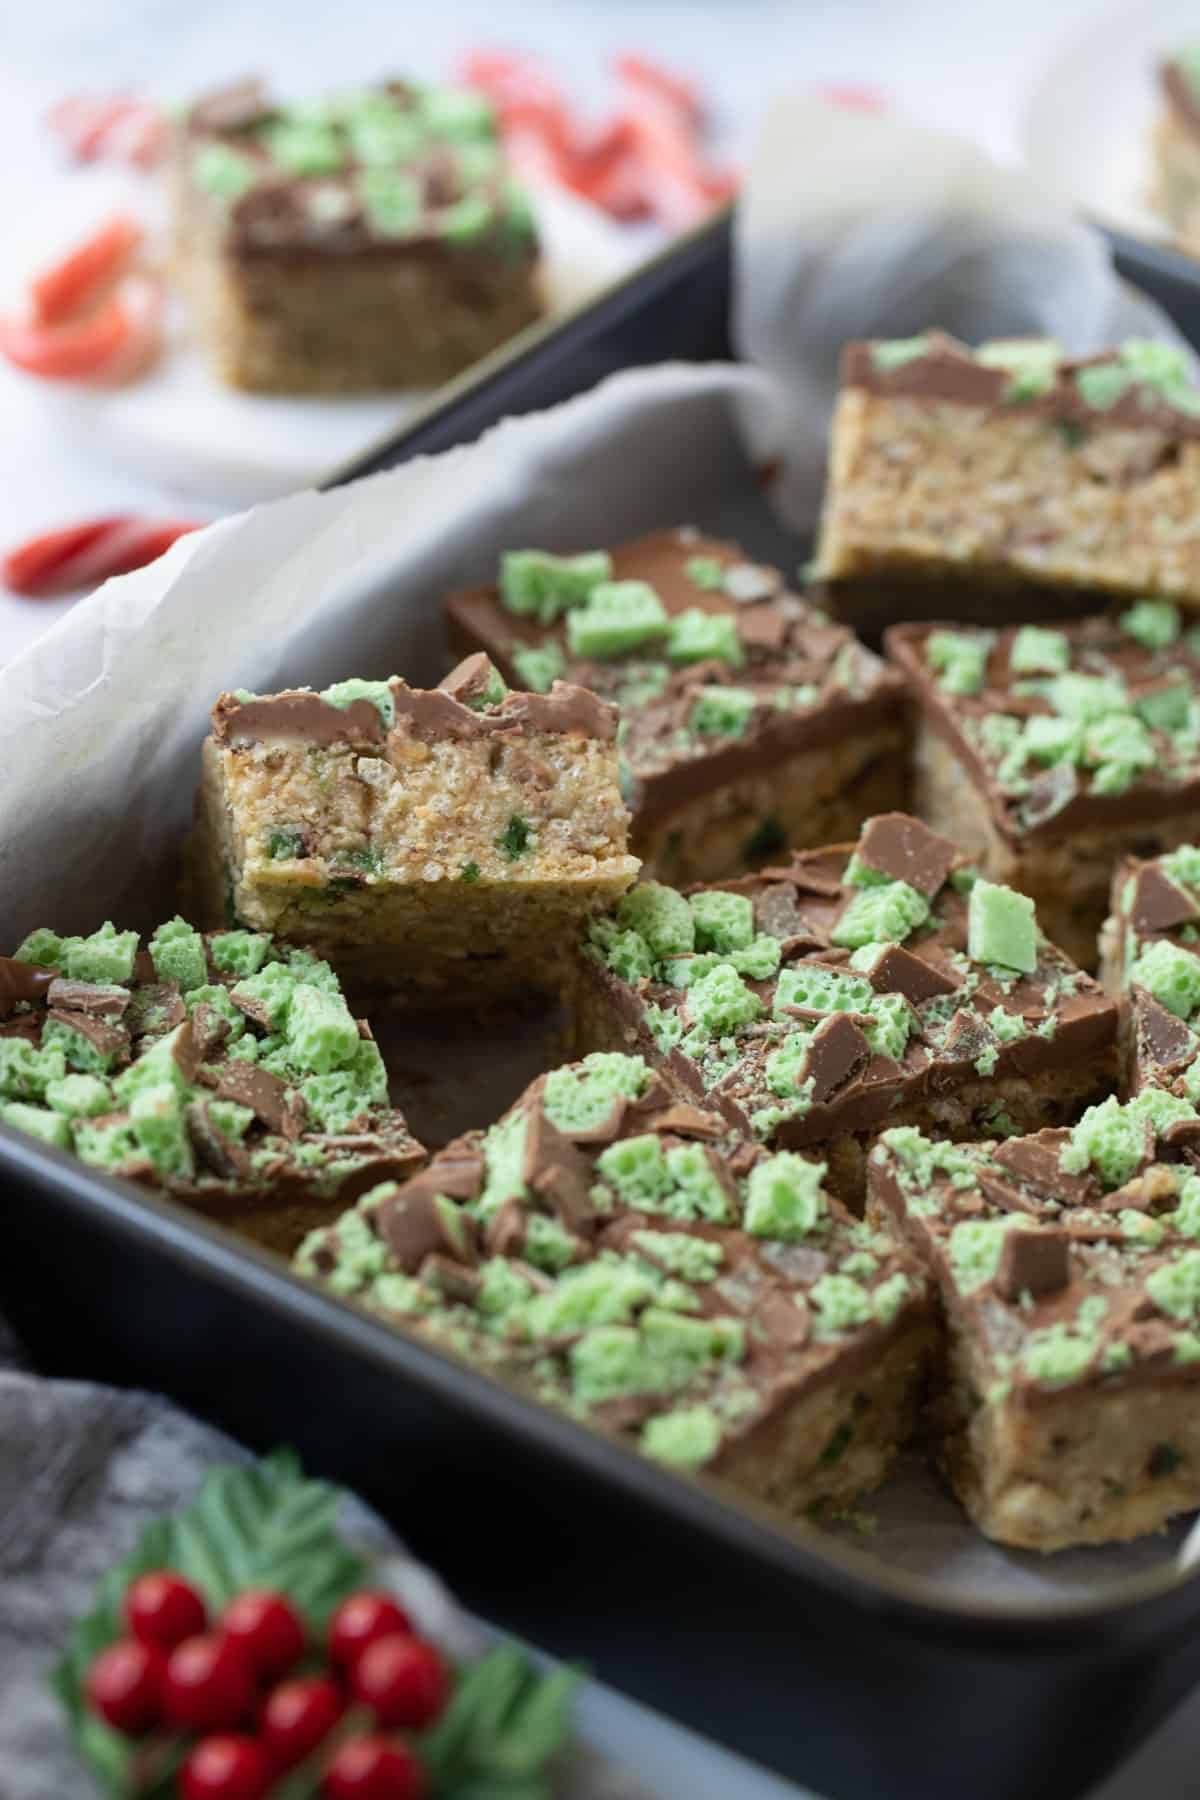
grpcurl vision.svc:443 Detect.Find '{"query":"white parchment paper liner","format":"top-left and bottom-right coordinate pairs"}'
top-left (2, 105), bottom-right (1199, 1605)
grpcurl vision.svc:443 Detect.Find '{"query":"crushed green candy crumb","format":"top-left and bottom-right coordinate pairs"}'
top-left (511, 642), bottom-right (565, 694)
top-left (688, 686), bottom-right (757, 738)
top-left (566, 580), bottom-right (668, 660)
top-left (926, 629), bottom-right (990, 696)
top-left (666, 609), bottom-right (743, 667)
top-left (499, 549), bottom-right (612, 624)
top-left (744, 1153), bottom-right (827, 1240)
top-left (832, 880), bottom-right (929, 950)
top-left (321, 677), bottom-right (396, 730)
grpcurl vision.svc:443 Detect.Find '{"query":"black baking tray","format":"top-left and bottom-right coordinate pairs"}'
top-left (8, 208), bottom-right (1200, 1800)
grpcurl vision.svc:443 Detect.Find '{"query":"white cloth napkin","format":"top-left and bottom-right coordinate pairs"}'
top-left (733, 97), bottom-right (1194, 525)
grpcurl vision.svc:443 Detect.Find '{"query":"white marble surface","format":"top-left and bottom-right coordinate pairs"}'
top-left (9, 3), bottom-right (1200, 1795)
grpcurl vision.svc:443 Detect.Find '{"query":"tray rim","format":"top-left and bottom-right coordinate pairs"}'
top-left (11, 203), bottom-right (1200, 1653)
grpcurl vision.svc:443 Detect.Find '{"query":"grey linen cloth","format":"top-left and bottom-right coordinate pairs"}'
top-left (0, 1319), bottom-right (651, 1799)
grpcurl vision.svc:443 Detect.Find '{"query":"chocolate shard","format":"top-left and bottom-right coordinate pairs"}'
top-left (523, 1103), bottom-right (597, 1230)
top-left (186, 1099), bottom-right (253, 1181)
top-left (786, 852), bottom-right (847, 898)
top-left (127, 982), bottom-right (186, 1039)
top-left (422, 1137), bottom-right (485, 1202)
top-left (755, 1288), bottom-right (811, 1350)
top-left (379, 1181), bottom-right (479, 1273)
top-left (1021, 762), bottom-right (1078, 831)
top-left (856, 812), bottom-right (957, 897)
top-left (46, 1008), bottom-right (131, 1068)
top-left (643, 1102), bottom-right (726, 1139)
top-left (484, 1198), bottom-right (528, 1260)
top-left (214, 1061), bottom-right (304, 1138)
top-left (994, 1228), bottom-right (1071, 1302)
top-left (419, 1254), bottom-right (483, 1304)
top-left (1133, 991), bottom-right (1197, 1075)
top-left (1129, 864), bottom-right (1199, 935)
top-left (753, 882), bottom-right (813, 944)
top-left (977, 1172), bottom-right (1040, 1216)
top-left (191, 1002), bottom-right (231, 1062)
top-left (802, 1013), bottom-right (872, 1105)
top-left (867, 944), bottom-right (958, 1006)
top-left (0, 957), bottom-right (55, 1016)
top-left (994, 1132), bottom-right (1098, 1206)
top-left (592, 1393), bottom-right (663, 1434)
top-left (438, 652), bottom-right (497, 706)
top-left (46, 978), bottom-right (132, 1019)
top-left (736, 606), bottom-right (789, 651)
top-left (939, 1009), bottom-right (994, 1068)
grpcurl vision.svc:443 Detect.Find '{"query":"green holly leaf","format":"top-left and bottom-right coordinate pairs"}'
top-left (55, 1450), bottom-right (366, 1796)
top-left (421, 1646), bottom-right (581, 1796)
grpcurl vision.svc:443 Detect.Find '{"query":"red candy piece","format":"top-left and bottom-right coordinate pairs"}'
top-left (0, 292), bottom-right (133, 381)
top-left (220, 1589), bottom-right (307, 1681)
top-left (162, 1634), bottom-right (256, 1733)
top-left (3, 516), bottom-right (201, 599)
top-left (458, 48), bottom-right (734, 230)
top-left (47, 92), bottom-right (167, 168)
top-left (123, 1569), bottom-right (207, 1650)
top-left (328, 1592), bottom-right (414, 1671)
top-left (31, 214), bottom-right (141, 326)
top-left (84, 1639), bottom-right (165, 1735)
top-left (351, 1635), bottom-right (449, 1730)
top-left (260, 1675), bottom-right (344, 1768)
top-left (180, 1735), bottom-right (274, 1800)
top-left (322, 1735), bottom-right (429, 1800)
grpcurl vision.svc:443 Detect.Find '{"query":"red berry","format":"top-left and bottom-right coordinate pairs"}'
top-left (260, 1675), bottom-right (344, 1768)
top-left (84, 1639), bottom-right (165, 1735)
top-left (124, 1570), bottom-right (207, 1649)
top-left (323, 1735), bottom-right (428, 1800)
top-left (328, 1592), bottom-right (413, 1671)
top-left (220, 1589), bottom-right (307, 1681)
top-left (351, 1635), bottom-right (448, 1730)
top-left (162, 1634), bottom-right (255, 1732)
top-left (181, 1735), bottom-right (273, 1800)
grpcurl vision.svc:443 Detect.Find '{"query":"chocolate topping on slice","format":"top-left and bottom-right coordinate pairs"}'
top-left (392, 679), bottom-right (617, 745)
top-left (1129, 864), bottom-right (1199, 935)
top-left (46, 978), bottom-right (131, 1019)
top-left (993, 1228), bottom-right (1071, 1303)
top-left (212, 690), bottom-right (386, 748)
top-left (214, 1061), bottom-right (304, 1138)
top-left (856, 813), bottom-right (956, 897)
top-left (866, 944), bottom-right (958, 1006)
top-left (802, 1013), bottom-right (871, 1105)
top-left (1133, 991), bottom-right (1197, 1075)
top-left (0, 958), bottom-right (55, 1016)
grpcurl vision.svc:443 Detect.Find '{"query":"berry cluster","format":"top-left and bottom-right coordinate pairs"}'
top-left (84, 1573), bottom-right (449, 1798)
